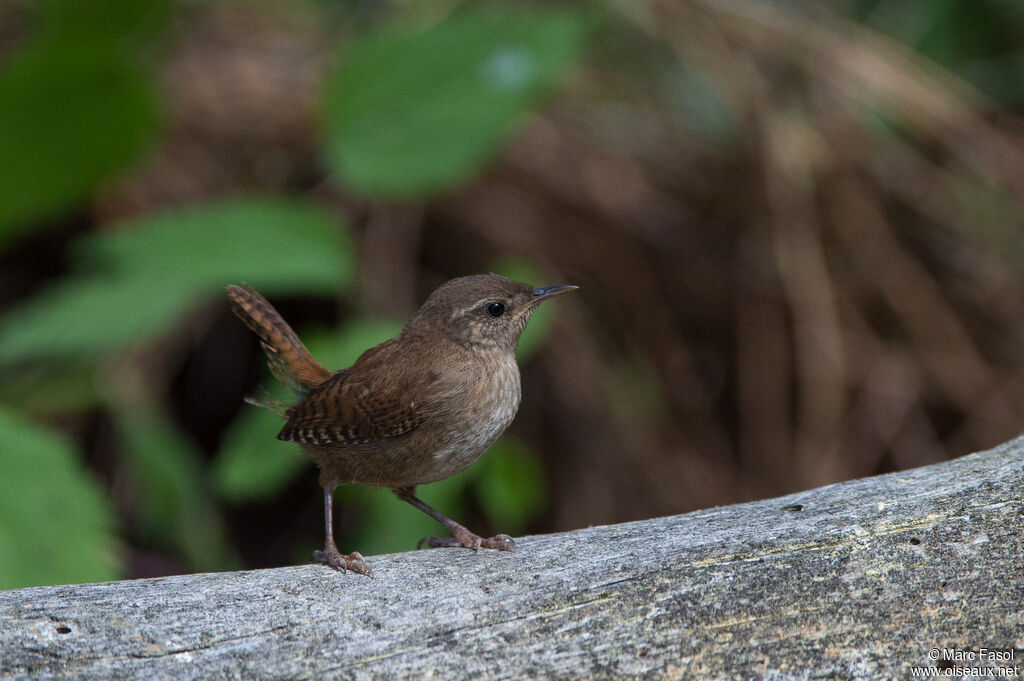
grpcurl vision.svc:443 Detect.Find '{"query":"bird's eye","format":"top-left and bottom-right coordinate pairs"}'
top-left (486, 302), bottom-right (505, 318)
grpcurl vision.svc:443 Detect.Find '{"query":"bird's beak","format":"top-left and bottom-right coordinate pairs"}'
top-left (530, 285), bottom-right (579, 305)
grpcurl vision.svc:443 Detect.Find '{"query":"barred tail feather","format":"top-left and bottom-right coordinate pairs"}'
top-left (226, 284), bottom-right (331, 395)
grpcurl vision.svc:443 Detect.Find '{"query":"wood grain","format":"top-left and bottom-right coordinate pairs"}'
top-left (2, 437), bottom-right (1022, 680)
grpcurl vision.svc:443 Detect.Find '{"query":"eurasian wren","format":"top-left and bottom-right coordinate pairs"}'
top-left (227, 274), bottom-right (577, 575)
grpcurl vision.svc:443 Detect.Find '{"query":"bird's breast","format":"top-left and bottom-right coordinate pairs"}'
top-left (420, 351), bottom-right (522, 482)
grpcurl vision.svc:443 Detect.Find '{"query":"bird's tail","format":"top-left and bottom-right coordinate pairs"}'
top-left (226, 284), bottom-right (331, 396)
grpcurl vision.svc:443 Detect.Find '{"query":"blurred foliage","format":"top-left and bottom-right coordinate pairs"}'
top-left (0, 406), bottom-right (118, 588)
top-left (0, 0), bottom-right (167, 245)
top-left (0, 195), bottom-right (353, 585)
top-left (2, 0), bottom-right (1024, 590)
top-left (344, 435), bottom-right (546, 558)
top-left (854, 0), bottom-right (1024, 104)
top-left (323, 6), bottom-right (593, 197)
top-left (107, 388), bottom-right (237, 572)
top-left (490, 257), bottom-right (560, 360)
top-left (0, 0), bottom-right (582, 587)
top-left (0, 198), bottom-right (351, 364)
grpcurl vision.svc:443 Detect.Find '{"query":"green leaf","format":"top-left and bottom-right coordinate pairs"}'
top-left (111, 397), bottom-right (237, 572)
top-left (324, 6), bottom-right (592, 197)
top-left (341, 437), bottom-right (545, 556)
top-left (0, 0), bottom-right (168, 245)
top-left (80, 198), bottom-right (353, 289)
top-left (303, 318), bottom-right (406, 369)
top-left (344, 468), bottom-right (474, 557)
top-left (0, 197), bottom-right (353, 364)
top-left (474, 436), bottom-right (547, 536)
top-left (0, 276), bottom-right (196, 365)
top-left (0, 406), bottom-right (119, 588)
top-left (212, 406), bottom-right (306, 503)
top-left (38, 0), bottom-right (169, 42)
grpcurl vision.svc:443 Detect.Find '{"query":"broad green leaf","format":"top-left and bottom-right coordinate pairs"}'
top-left (474, 436), bottom-right (547, 535)
top-left (38, 0), bottom-right (169, 42)
top-left (0, 276), bottom-right (197, 365)
top-left (0, 0), bottom-right (168, 245)
top-left (342, 437), bottom-right (543, 556)
top-left (111, 396), bottom-right (237, 572)
top-left (304, 319), bottom-right (405, 369)
top-left (344, 467), bottom-right (473, 557)
top-left (212, 407), bottom-right (304, 503)
top-left (324, 6), bottom-right (592, 197)
top-left (0, 406), bottom-right (119, 588)
top-left (0, 198), bottom-right (353, 364)
top-left (80, 198), bottom-right (353, 288)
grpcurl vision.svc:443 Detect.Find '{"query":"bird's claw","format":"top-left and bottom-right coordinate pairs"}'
top-left (417, 532), bottom-right (514, 552)
top-left (314, 547), bottom-right (373, 577)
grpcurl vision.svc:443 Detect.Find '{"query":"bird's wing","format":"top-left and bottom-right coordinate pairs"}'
top-left (277, 369), bottom-right (422, 446)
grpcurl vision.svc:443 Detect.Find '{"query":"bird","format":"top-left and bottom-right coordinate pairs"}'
top-left (227, 273), bottom-right (577, 575)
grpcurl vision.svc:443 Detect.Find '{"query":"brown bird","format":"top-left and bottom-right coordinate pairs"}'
top-left (227, 274), bottom-right (577, 575)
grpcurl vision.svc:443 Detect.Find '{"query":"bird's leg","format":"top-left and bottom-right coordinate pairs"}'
top-left (313, 487), bottom-right (372, 576)
top-left (395, 487), bottom-right (514, 551)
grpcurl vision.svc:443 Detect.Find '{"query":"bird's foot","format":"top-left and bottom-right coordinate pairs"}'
top-left (418, 529), bottom-right (514, 552)
top-left (314, 546), bottom-right (373, 576)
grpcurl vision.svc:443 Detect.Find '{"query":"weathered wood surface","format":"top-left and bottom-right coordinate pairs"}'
top-left (2, 437), bottom-right (1022, 680)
